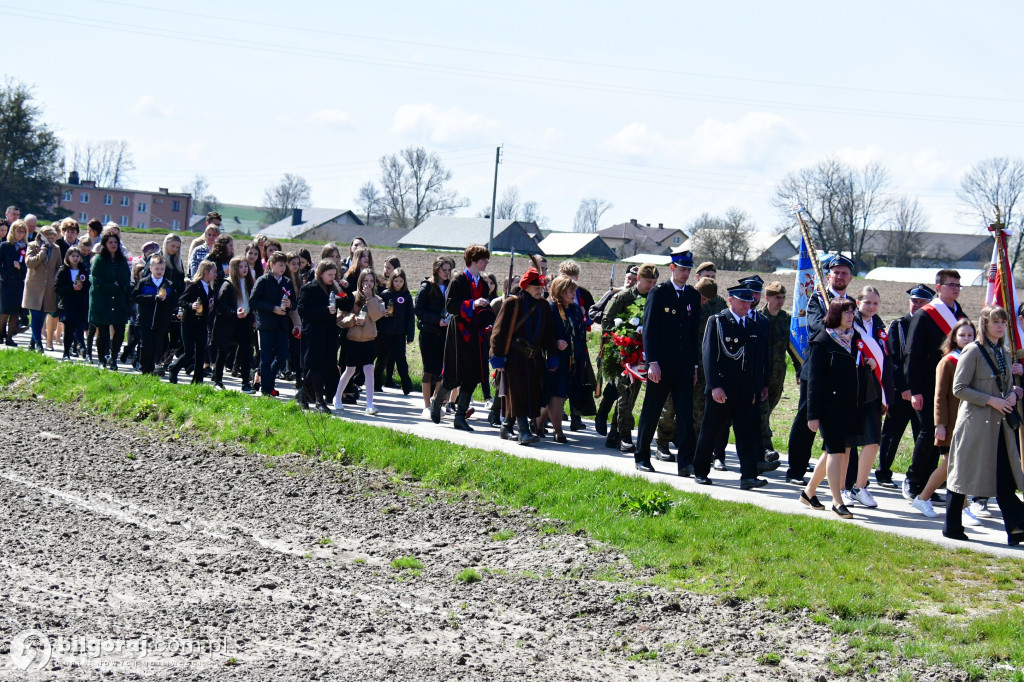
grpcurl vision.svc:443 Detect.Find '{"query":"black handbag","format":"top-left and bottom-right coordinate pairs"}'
top-left (976, 341), bottom-right (1021, 431)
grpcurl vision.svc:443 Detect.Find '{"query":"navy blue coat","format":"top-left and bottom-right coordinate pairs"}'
top-left (641, 281), bottom-right (702, 379)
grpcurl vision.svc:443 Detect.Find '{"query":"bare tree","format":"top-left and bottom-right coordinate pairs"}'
top-left (355, 181), bottom-right (385, 227)
top-left (183, 174), bottom-right (219, 214)
top-left (261, 173), bottom-right (312, 224)
top-left (378, 146), bottom-right (469, 230)
top-left (520, 200), bottom-right (547, 228)
top-left (689, 208), bottom-right (755, 270)
top-left (957, 157), bottom-right (1024, 268)
top-left (573, 197), bottom-right (613, 233)
top-left (773, 157), bottom-right (889, 268)
top-left (477, 186), bottom-right (549, 227)
top-left (67, 139), bottom-right (135, 188)
top-left (884, 195), bottom-right (928, 267)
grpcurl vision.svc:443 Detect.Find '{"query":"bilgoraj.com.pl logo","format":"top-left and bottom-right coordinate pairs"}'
top-left (9, 630), bottom-right (51, 671)
top-left (8, 630), bottom-right (234, 671)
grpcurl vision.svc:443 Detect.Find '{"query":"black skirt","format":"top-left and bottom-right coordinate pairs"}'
top-left (344, 339), bottom-right (377, 368)
top-left (418, 329), bottom-right (445, 375)
top-left (849, 399), bottom-right (883, 447)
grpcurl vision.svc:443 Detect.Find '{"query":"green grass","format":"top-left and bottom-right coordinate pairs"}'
top-left (455, 568), bottom-right (482, 584)
top-left (2, 352), bottom-right (1023, 674)
top-left (390, 556), bottom-right (424, 570)
top-left (489, 530), bottom-right (515, 541)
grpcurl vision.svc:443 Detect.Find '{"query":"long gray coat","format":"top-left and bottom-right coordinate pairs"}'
top-left (947, 342), bottom-right (1024, 497)
top-left (21, 240), bottom-right (60, 312)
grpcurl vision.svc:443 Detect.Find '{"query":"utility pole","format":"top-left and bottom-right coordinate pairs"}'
top-left (487, 145), bottom-right (503, 253)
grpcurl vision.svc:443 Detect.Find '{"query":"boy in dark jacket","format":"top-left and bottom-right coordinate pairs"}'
top-left (131, 254), bottom-right (179, 375)
top-left (251, 252), bottom-right (301, 397)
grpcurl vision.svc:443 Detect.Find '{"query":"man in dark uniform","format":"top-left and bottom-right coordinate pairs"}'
top-left (689, 284), bottom-right (770, 489)
top-left (875, 285), bottom-right (931, 488)
top-left (634, 251), bottom-right (702, 472)
top-left (760, 281), bottom-right (802, 459)
top-left (903, 270), bottom-right (967, 501)
top-left (739, 275), bottom-right (779, 473)
top-left (785, 254), bottom-right (854, 484)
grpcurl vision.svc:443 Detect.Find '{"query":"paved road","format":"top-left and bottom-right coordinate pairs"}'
top-left (6, 331), bottom-right (1023, 559)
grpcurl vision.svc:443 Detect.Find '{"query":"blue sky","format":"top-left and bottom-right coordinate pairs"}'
top-left (4, 0), bottom-right (1021, 233)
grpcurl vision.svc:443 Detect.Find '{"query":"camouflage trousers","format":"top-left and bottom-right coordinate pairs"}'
top-left (612, 374), bottom-right (643, 439)
top-left (760, 373), bottom-right (785, 451)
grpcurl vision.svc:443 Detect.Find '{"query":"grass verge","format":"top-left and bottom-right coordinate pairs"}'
top-left (2, 352), bottom-right (1022, 675)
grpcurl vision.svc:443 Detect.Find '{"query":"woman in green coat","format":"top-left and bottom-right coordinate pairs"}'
top-left (89, 229), bottom-right (132, 370)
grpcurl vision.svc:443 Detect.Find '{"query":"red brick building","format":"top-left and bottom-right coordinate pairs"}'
top-left (56, 171), bottom-right (192, 231)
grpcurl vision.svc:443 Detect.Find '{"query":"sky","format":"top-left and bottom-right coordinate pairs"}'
top-left (4, 0), bottom-right (1022, 235)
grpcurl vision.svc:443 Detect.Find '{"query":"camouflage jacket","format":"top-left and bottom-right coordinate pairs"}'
top-left (759, 305), bottom-right (802, 379)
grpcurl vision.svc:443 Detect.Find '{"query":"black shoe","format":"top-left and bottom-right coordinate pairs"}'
top-left (619, 441), bottom-right (636, 454)
top-left (594, 415), bottom-right (608, 437)
top-left (635, 461), bottom-right (655, 473)
top-left (316, 400), bottom-right (331, 414)
top-left (212, 381), bottom-right (225, 390)
top-left (800, 491), bottom-right (826, 510)
top-left (3, 336), bottom-right (17, 347)
top-left (1007, 530), bottom-right (1024, 547)
top-left (713, 460), bottom-right (728, 472)
top-left (765, 450), bottom-right (780, 463)
top-left (240, 382), bottom-right (254, 393)
top-left (740, 477), bottom-right (768, 490)
top-left (168, 372), bottom-right (179, 384)
top-left (453, 415), bottom-right (474, 432)
top-left (875, 475), bottom-right (899, 489)
top-left (230, 368), bottom-right (240, 378)
top-left (294, 393), bottom-right (310, 410)
top-left (569, 415), bottom-right (586, 432)
top-left (786, 476), bottom-right (807, 485)
top-left (605, 432), bottom-right (621, 449)
top-left (429, 393), bottom-right (443, 424)
top-left (107, 358), bottom-right (118, 371)
top-left (757, 460), bottom-right (781, 474)
top-left (678, 464), bottom-right (695, 478)
top-left (252, 381), bottom-right (261, 393)
top-left (942, 530), bottom-right (970, 542)
top-left (519, 429), bottom-right (539, 445)
top-left (694, 475), bottom-right (713, 485)
top-left (655, 445), bottom-right (675, 462)
top-left (402, 378), bottom-right (413, 395)
top-left (832, 504), bottom-right (853, 519)
top-left (499, 424), bottom-right (516, 440)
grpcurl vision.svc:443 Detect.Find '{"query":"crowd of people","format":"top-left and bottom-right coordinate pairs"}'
top-left (1, 204), bottom-right (1022, 546)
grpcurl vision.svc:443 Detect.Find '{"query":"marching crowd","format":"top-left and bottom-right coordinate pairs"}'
top-left (1, 205), bottom-right (1022, 546)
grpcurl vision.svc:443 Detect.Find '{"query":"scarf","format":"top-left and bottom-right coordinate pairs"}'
top-left (827, 327), bottom-right (854, 353)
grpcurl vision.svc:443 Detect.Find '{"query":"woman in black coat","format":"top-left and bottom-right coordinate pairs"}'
top-left (297, 260), bottom-right (343, 412)
top-left (539, 275), bottom-right (588, 442)
top-left (374, 267), bottom-right (416, 394)
top-left (0, 220), bottom-right (29, 345)
top-left (54, 246), bottom-right (90, 359)
top-left (168, 260), bottom-right (218, 385)
top-left (414, 256), bottom-right (453, 414)
top-left (211, 256), bottom-right (255, 391)
top-left (801, 298), bottom-right (871, 519)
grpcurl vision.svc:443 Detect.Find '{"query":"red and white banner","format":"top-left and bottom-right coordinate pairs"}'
top-left (621, 363), bottom-right (648, 384)
top-left (985, 227), bottom-right (1024, 356)
top-left (855, 323), bottom-right (887, 408)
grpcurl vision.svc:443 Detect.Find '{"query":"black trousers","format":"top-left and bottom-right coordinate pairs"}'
top-left (170, 322), bottom-right (208, 384)
top-left (877, 397), bottom-right (920, 482)
top-left (692, 389), bottom-right (761, 480)
top-left (138, 319), bottom-right (170, 374)
top-left (945, 435), bottom-right (1024, 537)
top-left (96, 325), bottom-right (124, 363)
top-left (214, 323), bottom-right (253, 385)
top-left (374, 333), bottom-right (411, 389)
top-left (785, 379), bottom-right (817, 479)
top-left (635, 373), bottom-right (694, 464)
top-left (906, 398), bottom-right (938, 496)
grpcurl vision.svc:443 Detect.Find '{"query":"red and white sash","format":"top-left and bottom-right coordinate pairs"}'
top-left (944, 349), bottom-right (961, 366)
top-left (922, 302), bottom-right (958, 335)
top-left (855, 321), bottom-right (887, 408)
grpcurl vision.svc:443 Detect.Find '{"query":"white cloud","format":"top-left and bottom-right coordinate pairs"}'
top-left (391, 104), bottom-right (499, 145)
top-left (308, 108), bottom-right (353, 130)
top-left (604, 113), bottom-right (807, 167)
top-left (131, 95), bottom-right (172, 118)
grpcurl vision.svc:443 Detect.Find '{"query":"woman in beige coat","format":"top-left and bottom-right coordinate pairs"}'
top-left (945, 306), bottom-right (1024, 545)
top-left (22, 225), bottom-right (61, 352)
top-left (333, 268), bottom-right (385, 415)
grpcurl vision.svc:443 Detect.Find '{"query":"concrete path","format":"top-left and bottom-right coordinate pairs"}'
top-left (6, 330), bottom-right (1024, 559)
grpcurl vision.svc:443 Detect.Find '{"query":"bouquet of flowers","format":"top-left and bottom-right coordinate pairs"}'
top-left (601, 297), bottom-right (647, 383)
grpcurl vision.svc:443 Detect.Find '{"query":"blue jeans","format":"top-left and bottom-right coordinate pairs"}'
top-left (258, 328), bottom-right (290, 394)
top-left (30, 309), bottom-right (46, 345)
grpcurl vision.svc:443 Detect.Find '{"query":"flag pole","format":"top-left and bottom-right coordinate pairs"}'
top-left (988, 207), bottom-right (1024, 468)
top-left (792, 203), bottom-right (831, 306)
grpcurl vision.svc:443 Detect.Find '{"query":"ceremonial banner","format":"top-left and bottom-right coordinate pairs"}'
top-left (985, 226), bottom-right (1024, 357)
top-left (789, 236), bottom-right (816, 363)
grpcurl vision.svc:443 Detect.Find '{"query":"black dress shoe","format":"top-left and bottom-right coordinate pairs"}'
top-left (635, 461), bottom-right (655, 473)
top-left (757, 460), bottom-right (781, 473)
top-left (786, 477), bottom-right (807, 485)
top-left (1008, 531), bottom-right (1023, 547)
top-left (453, 415), bottom-right (474, 432)
top-left (694, 475), bottom-right (713, 485)
top-left (713, 460), bottom-right (728, 472)
top-left (519, 430), bottom-right (539, 445)
top-left (619, 441), bottom-right (636, 453)
top-left (875, 478), bottom-right (899, 489)
top-left (678, 464), bottom-right (695, 478)
top-left (569, 416), bottom-right (586, 432)
top-left (605, 432), bottom-right (621, 449)
top-left (765, 450), bottom-right (781, 463)
top-left (594, 415), bottom-right (608, 436)
top-left (740, 477), bottom-right (768, 490)
top-left (655, 446), bottom-right (675, 462)
top-left (942, 530), bottom-right (970, 542)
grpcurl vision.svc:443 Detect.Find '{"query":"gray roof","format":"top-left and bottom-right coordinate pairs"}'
top-left (598, 221), bottom-right (685, 245)
top-left (398, 216), bottom-right (536, 250)
top-left (861, 230), bottom-right (991, 260)
top-left (261, 208), bottom-right (363, 240)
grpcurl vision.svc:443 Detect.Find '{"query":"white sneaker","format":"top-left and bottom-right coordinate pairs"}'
top-left (421, 407), bottom-right (432, 420)
top-left (333, 397), bottom-right (344, 411)
top-left (912, 496), bottom-right (938, 518)
top-left (970, 500), bottom-right (992, 517)
top-left (840, 489), bottom-right (857, 507)
top-left (852, 486), bottom-right (877, 508)
top-left (365, 406), bottom-right (379, 416)
top-left (962, 507), bottom-right (982, 526)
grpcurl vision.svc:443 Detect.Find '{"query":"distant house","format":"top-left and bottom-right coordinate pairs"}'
top-left (748, 233), bottom-right (797, 270)
top-left (860, 230), bottom-right (992, 269)
top-left (56, 171), bottom-right (192, 231)
top-left (190, 202), bottom-right (266, 235)
top-left (398, 217), bottom-right (542, 253)
top-left (597, 219), bottom-right (686, 258)
top-left (536, 232), bottom-right (617, 261)
top-left (261, 208), bottom-right (373, 243)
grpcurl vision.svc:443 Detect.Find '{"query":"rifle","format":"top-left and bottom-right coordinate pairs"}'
top-left (792, 202), bottom-right (831, 306)
top-left (505, 247), bottom-right (514, 297)
top-left (594, 264), bottom-right (616, 396)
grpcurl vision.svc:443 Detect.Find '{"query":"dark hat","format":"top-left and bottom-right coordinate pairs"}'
top-left (520, 267), bottom-right (545, 288)
top-left (907, 284), bottom-right (935, 300)
top-left (670, 250), bottom-right (694, 267)
top-left (637, 263), bottom-right (659, 280)
top-left (740, 275), bottom-right (764, 293)
top-left (206, 211), bottom-right (223, 222)
top-left (825, 254), bottom-right (855, 271)
top-left (694, 277), bottom-right (718, 300)
top-left (695, 261), bottom-right (716, 274)
top-left (764, 281), bottom-right (786, 296)
top-left (727, 284), bottom-right (754, 302)
top-left (627, 265), bottom-right (639, 276)
top-left (141, 241), bottom-right (160, 255)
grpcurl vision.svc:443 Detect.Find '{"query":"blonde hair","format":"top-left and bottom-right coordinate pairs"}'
top-left (6, 219), bottom-right (27, 243)
top-left (558, 260), bottom-right (581, 278)
top-left (550, 274), bottom-right (578, 303)
top-left (192, 259), bottom-right (218, 283)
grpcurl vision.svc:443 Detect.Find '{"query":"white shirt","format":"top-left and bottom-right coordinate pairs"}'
top-left (152, 277), bottom-right (164, 289)
top-left (730, 310), bottom-right (747, 326)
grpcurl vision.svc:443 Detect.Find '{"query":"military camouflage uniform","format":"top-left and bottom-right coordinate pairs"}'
top-left (691, 294), bottom-right (728, 437)
top-left (759, 305), bottom-right (802, 450)
top-left (602, 285), bottom-right (646, 440)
